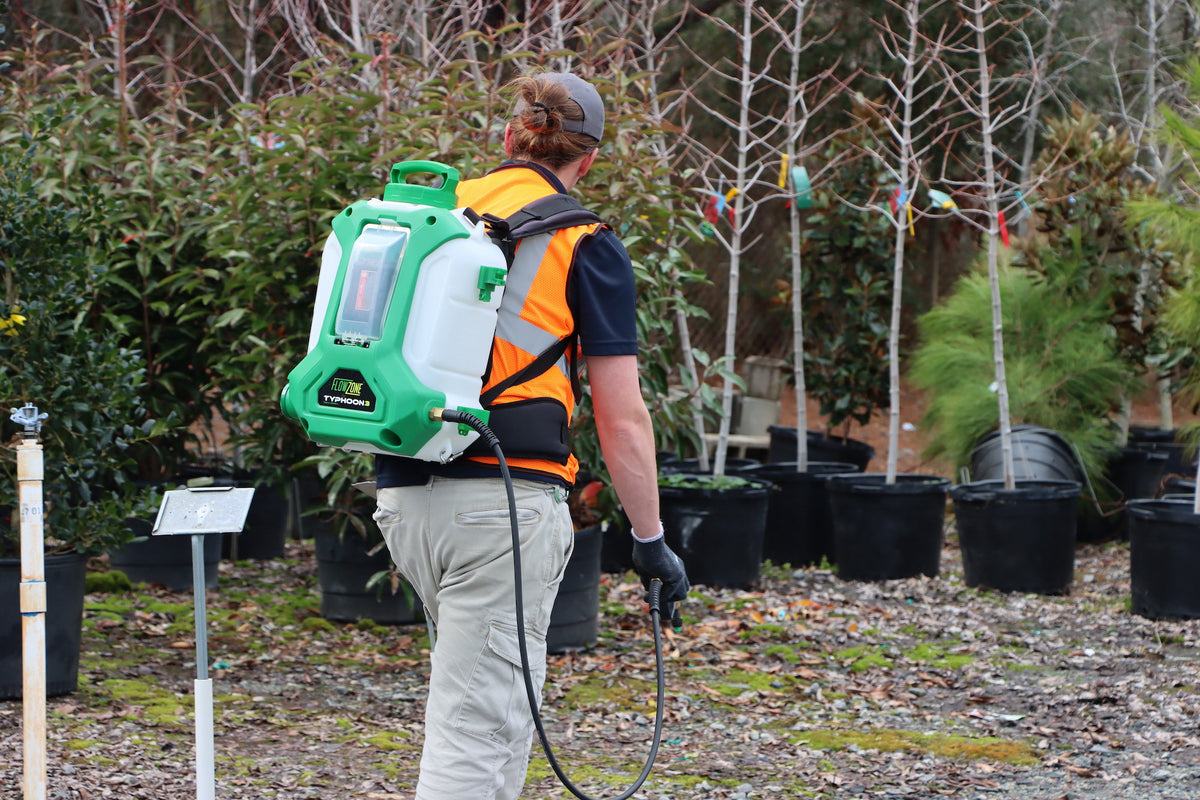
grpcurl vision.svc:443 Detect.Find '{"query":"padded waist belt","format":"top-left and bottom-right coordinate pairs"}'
top-left (464, 397), bottom-right (572, 464)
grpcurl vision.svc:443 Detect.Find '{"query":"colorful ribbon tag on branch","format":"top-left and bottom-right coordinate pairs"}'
top-left (778, 156), bottom-right (793, 209)
top-left (792, 166), bottom-right (812, 209)
top-left (997, 209), bottom-right (1010, 247)
top-left (887, 186), bottom-right (915, 236)
top-left (701, 187), bottom-right (740, 236)
top-left (928, 189), bottom-right (956, 210)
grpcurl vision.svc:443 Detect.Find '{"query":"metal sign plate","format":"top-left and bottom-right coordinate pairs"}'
top-left (152, 487), bottom-right (257, 536)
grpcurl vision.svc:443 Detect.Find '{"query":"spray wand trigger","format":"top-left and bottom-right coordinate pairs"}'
top-left (647, 578), bottom-right (683, 632)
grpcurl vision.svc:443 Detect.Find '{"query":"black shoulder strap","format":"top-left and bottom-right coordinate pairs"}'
top-left (505, 194), bottom-right (602, 239)
top-left (477, 194), bottom-right (603, 265)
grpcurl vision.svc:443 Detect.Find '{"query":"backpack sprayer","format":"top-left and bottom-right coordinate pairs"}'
top-left (281, 161), bottom-right (675, 799)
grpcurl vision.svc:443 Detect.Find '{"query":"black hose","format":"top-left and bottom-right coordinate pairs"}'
top-left (439, 409), bottom-right (670, 800)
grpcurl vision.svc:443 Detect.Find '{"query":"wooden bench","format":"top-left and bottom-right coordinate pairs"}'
top-left (701, 433), bottom-right (771, 460)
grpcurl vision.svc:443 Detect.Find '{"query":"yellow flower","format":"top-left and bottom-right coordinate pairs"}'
top-left (0, 312), bottom-right (26, 336)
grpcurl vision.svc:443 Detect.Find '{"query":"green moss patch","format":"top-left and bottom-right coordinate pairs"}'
top-left (559, 674), bottom-right (654, 713)
top-left (86, 570), bottom-right (133, 594)
top-left (91, 678), bottom-right (191, 727)
top-left (790, 726), bottom-right (1040, 765)
top-left (904, 643), bottom-right (974, 669)
top-left (361, 731), bottom-right (415, 752)
top-left (831, 645), bottom-right (894, 672)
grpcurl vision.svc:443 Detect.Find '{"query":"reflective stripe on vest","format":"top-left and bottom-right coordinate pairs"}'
top-left (456, 165), bottom-right (603, 483)
top-left (496, 231), bottom-right (570, 380)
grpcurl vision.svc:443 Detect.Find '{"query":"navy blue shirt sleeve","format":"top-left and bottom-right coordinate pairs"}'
top-left (570, 227), bottom-right (639, 357)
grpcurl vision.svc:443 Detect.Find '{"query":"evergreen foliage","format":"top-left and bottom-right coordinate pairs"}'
top-left (798, 125), bottom-right (896, 433)
top-left (910, 259), bottom-right (1130, 486)
top-left (0, 114), bottom-right (164, 556)
top-left (1126, 57), bottom-right (1200, 443)
top-left (0, 32), bottom-right (715, 532)
top-left (1022, 109), bottom-right (1180, 379)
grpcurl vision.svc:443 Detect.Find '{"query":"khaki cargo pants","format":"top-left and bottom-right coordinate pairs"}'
top-left (375, 476), bottom-right (574, 800)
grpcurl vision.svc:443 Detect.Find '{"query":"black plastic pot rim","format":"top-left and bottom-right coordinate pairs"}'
top-left (744, 462), bottom-right (859, 479)
top-left (659, 476), bottom-right (772, 499)
top-left (0, 551), bottom-right (88, 567)
top-left (950, 479), bottom-right (1081, 503)
top-left (824, 473), bottom-right (950, 496)
top-left (1127, 498), bottom-right (1200, 523)
top-left (768, 425), bottom-right (874, 446)
top-left (658, 458), bottom-right (762, 475)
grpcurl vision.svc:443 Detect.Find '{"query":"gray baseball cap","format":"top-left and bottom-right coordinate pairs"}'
top-left (517, 72), bottom-right (605, 142)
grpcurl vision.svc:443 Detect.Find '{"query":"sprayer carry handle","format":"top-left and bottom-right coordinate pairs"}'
top-left (383, 161), bottom-right (461, 207)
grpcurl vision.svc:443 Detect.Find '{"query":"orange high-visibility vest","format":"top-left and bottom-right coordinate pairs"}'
top-left (456, 164), bottom-right (606, 485)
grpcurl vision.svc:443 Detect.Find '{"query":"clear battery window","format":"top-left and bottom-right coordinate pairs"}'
top-left (335, 224), bottom-right (408, 341)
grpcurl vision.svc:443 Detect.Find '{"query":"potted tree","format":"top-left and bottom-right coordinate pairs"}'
top-left (921, 1), bottom-right (1118, 595)
top-left (912, 263), bottom-right (1130, 592)
top-left (762, 127), bottom-right (885, 562)
top-left (825, 4), bottom-right (953, 583)
top-left (1018, 111), bottom-right (1185, 540)
top-left (650, 0), bottom-right (807, 586)
top-left (772, 128), bottom-right (888, 473)
top-left (1124, 56), bottom-right (1200, 620)
top-left (737, 0), bottom-right (864, 571)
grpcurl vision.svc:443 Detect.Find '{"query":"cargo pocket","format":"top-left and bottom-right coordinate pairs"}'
top-left (455, 618), bottom-right (546, 742)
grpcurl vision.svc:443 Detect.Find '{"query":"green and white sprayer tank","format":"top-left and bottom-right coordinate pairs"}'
top-left (280, 161), bottom-right (507, 462)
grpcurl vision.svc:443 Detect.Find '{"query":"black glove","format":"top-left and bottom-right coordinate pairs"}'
top-left (631, 534), bottom-right (690, 608)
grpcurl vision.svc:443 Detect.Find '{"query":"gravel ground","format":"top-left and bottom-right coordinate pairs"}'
top-left (1, 532), bottom-right (1199, 800)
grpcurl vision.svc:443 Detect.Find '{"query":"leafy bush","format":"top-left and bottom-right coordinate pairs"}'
top-left (0, 42), bottom-right (721, 537)
top-left (0, 53), bottom-right (218, 479)
top-left (1021, 110), bottom-right (1181, 384)
top-left (798, 130), bottom-right (896, 433)
top-left (0, 116), bottom-right (163, 556)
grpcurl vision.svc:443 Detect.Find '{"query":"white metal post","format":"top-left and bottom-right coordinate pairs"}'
top-left (13, 404), bottom-right (49, 800)
top-left (192, 533), bottom-right (214, 800)
top-left (151, 486), bottom-right (255, 800)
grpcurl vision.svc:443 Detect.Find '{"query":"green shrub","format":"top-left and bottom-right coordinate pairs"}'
top-left (0, 113), bottom-right (163, 556)
top-left (910, 261), bottom-right (1131, 487)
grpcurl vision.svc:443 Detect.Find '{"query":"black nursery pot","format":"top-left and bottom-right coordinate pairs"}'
top-left (1109, 431), bottom-right (1197, 534)
top-left (547, 525), bottom-right (602, 654)
top-left (314, 528), bottom-right (423, 625)
top-left (0, 552), bottom-right (88, 699)
top-left (767, 426), bottom-right (875, 471)
top-left (743, 462), bottom-right (859, 567)
top-left (222, 472), bottom-right (289, 560)
top-left (659, 477), bottom-right (770, 588)
top-left (1128, 499), bottom-right (1200, 620)
top-left (952, 479), bottom-right (1081, 595)
top-left (109, 517), bottom-right (221, 591)
top-left (968, 425), bottom-right (1119, 544)
top-left (826, 474), bottom-right (949, 581)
